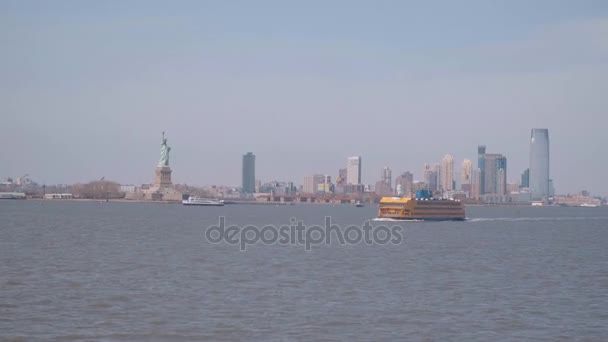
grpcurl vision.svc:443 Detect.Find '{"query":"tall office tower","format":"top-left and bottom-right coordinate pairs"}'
top-left (242, 152), bottom-right (256, 194)
top-left (347, 156), bottom-right (362, 185)
top-left (460, 159), bottom-right (473, 196)
top-left (482, 153), bottom-right (507, 195)
top-left (497, 169), bottom-right (506, 196)
top-left (529, 128), bottom-right (550, 201)
top-left (382, 166), bottom-right (392, 187)
top-left (423, 164), bottom-right (432, 188)
top-left (471, 168), bottom-right (482, 200)
top-left (432, 164), bottom-right (441, 191)
top-left (461, 159), bottom-right (473, 188)
top-left (423, 164), bottom-right (440, 191)
top-left (521, 168), bottom-right (530, 188)
top-left (395, 171), bottom-right (414, 197)
top-left (478, 145), bottom-right (486, 194)
top-left (440, 154), bottom-right (454, 191)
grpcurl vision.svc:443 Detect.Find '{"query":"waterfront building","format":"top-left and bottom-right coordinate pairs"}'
top-left (424, 164), bottom-right (440, 191)
top-left (242, 152), bottom-right (256, 194)
top-left (347, 156), bottom-right (362, 185)
top-left (43, 193), bottom-right (73, 199)
top-left (471, 168), bottom-right (482, 200)
top-left (483, 154), bottom-right (507, 195)
top-left (382, 166), bottom-right (392, 187)
top-left (529, 128), bottom-right (550, 201)
top-left (317, 175), bottom-right (333, 194)
top-left (477, 145), bottom-right (507, 196)
top-left (337, 168), bottom-right (347, 185)
top-left (303, 174), bottom-right (325, 194)
top-left (521, 168), bottom-right (530, 188)
top-left (461, 159), bottom-right (473, 196)
top-left (441, 154), bottom-right (455, 191)
top-left (477, 145), bottom-right (486, 194)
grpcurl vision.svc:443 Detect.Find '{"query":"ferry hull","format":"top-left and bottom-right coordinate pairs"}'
top-left (182, 202), bottom-right (224, 206)
top-left (383, 217), bottom-right (466, 221)
top-left (182, 196), bottom-right (224, 206)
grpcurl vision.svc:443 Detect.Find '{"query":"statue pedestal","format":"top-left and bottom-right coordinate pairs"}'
top-left (154, 166), bottom-right (173, 188)
top-left (142, 166), bottom-right (181, 201)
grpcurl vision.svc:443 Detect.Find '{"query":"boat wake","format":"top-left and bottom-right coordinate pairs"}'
top-left (372, 217), bottom-right (608, 223)
top-left (467, 217), bottom-right (608, 222)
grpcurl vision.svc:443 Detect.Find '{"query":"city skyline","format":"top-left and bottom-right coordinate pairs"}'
top-left (1, 128), bottom-right (604, 199)
top-left (0, 126), bottom-right (586, 196)
top-left (1, 2), bottom-right (607, 194)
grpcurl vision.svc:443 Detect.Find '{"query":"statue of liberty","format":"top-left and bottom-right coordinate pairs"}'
top-left (158, 131), bottom-right (171, 167)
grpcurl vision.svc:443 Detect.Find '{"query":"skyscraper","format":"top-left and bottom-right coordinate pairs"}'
top-left (521, 168), bottom-right (530, 188)
top-left (461, 159), bottom-right (472, 188)
top-left (432, 164), bottom-right (441, 191)
top-left (382, 166), bottom-right (392, 187)
top-left (440, 154), bottom-right (454, 191)
top-left (423, 164), bottom-right (440, 191)
top-left (477, 145), bottom-right (486, 194)
top-left (242, 152), bottom-right (256, 194)
top-left (497, 168), bottom-right (506, 196)
top-left (477, 145), bottom-right (507, 196)
top-left (471, 168), bottom-right (482, 200)
top-left (483, 153), bottom-right (507, 195)
top-left (530, 128), bottom-right (550, 201)
top-left (347, 156), bottom-right (362, 185)
top-left (461, 159), bottom-right (473, 196)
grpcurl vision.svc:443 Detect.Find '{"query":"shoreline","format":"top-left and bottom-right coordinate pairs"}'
top-left (6, 198), bottom-right (605, 208)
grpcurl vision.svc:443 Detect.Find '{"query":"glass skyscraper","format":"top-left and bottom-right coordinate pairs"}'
top-left (529, 129), bottom-right (550, 201)
top-left (242, 152), bottom-right (256, 194)
top-left (477, 145), bottom-right (486, 194)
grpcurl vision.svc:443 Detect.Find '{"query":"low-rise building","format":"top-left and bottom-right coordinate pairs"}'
top-left (43, 193), bottom-right (73, 199)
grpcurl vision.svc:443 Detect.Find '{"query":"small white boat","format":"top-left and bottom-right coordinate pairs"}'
top-left (355, 201), bottom-right (364, 207)
top-left (579, 203), bottom-right (599, 208)
top-left (182, 196), bottom-right (224, 206)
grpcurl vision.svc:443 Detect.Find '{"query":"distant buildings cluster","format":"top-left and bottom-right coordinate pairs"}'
top-left (240, 128), bottom-right (585, 205)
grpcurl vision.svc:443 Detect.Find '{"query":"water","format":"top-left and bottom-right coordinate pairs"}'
top-left (1, 201), bottom-right (608, 341)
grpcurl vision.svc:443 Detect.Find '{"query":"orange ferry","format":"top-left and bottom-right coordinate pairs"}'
top-left (378, 190), bottom-right (465, 221)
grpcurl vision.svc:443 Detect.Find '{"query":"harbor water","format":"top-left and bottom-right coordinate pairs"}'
top-left (1, 201), bottom-right (607, 341)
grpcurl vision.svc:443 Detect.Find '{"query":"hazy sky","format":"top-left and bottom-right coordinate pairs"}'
top-left (2, 0), bottom-right (607, 194)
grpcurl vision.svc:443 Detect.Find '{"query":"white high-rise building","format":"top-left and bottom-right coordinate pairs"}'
top-left (440, 154), bottom-right (454, 191)
top-left (347, 156), bottom-right (362, 185)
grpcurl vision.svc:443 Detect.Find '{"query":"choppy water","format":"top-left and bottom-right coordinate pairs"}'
top-left (1, 200), bottom-right (608, 341)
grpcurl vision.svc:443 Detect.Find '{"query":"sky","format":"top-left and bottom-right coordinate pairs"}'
top-left (1, 0), bottom-right (607, 194)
